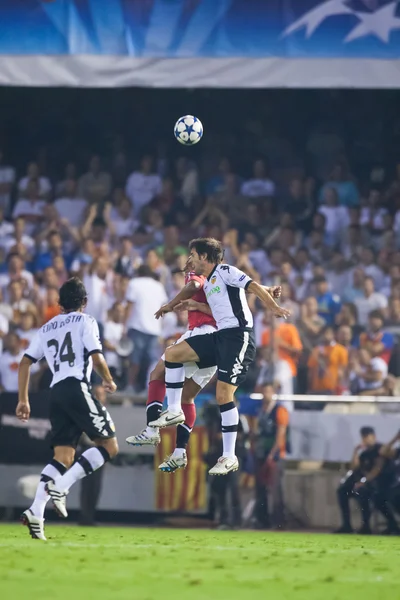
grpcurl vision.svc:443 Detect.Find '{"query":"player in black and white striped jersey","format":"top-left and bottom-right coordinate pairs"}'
top-left (17, 277), bottom-right (118, 540)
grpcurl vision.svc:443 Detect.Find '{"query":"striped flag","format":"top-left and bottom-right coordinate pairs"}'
top-left (155, 427), bottom-right (208, 512)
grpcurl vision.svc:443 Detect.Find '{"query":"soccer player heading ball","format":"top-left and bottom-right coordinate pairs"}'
top-left (150, 238), bottom-right (290, 475)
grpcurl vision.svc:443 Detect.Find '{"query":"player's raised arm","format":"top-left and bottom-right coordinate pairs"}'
top-left (247, 281), bottom-right (290, 319)
top-left (155, 279), bottom-right (202, 319)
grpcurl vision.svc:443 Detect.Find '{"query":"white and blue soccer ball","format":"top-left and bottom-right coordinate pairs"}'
top-left (174, 115), bottom-right (203, 146)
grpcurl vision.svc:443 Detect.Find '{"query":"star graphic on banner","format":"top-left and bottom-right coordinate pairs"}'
top-left (282, 0), bottom-right (354, 38)
top-left (345, 1), bottom-right (400, 42)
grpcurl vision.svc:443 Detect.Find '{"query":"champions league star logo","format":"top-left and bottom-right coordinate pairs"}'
top-left (282, 0), bottom-right (400, 43)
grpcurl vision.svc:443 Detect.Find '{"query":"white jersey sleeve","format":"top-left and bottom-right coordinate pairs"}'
top-left (217, 265), bottom-right (253, 290)
top-left (82, 316), bottom-right (103, 355)
top-left (25, 331), bottom-right (45, 363)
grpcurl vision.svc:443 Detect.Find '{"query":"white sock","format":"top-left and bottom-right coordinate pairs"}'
top-left (56, 447), bottom-right (109, 493)
top-left (165, 361), bottom-right (185, 413)
top-left (172, 447), bottom-right (186, 458)
top-left (30, 460), bottom-right (67, 519)
top-left (220, 402), bottom-right (239, 459)
top-left (145, 425), bottom-right (159, 436)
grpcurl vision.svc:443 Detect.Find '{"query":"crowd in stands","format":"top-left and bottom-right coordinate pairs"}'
top-left (0, 143), bottom-right (399, 402)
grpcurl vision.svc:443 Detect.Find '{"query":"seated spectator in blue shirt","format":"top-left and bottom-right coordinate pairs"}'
top-left (319, 162), bottom-right (359, 208)
top-left (313, 275), bottom-right (342, 326)
top-left (33, 230), bottom-right (72, 274)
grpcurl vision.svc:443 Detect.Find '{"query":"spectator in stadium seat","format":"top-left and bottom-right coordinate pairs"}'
top-left (0, 216), bottom-right (35, 257)
top-left (386, 297), bottom-right (400, 327)
top-left (241, 158), bottom-right (275, 198)
top-left (42, 285), bottom-right (61, 324)
top-left (6, 279), bottom-right (36, 327)
top-left (17, 161), bottom-right (51, 200)
top-left (281, 177), bottom-right (314, 232)
top-left (360, 189), bottom-right (388, 234)
top-left (253, 382), bottom-right (289, 530)
top-left (125, 265), bottom-right (168, 393)
top-left (0, 254), bottom-right (34, 295)
top-left (16, 310), bottom-right (39, 350)
top-left (78, 155), bottom-right (111, 205)
top-left (0, 332), bottom-right (24, 392)
top-left (83, 256), bottom-right (112, 327)
top-left (319, 162), bottom-right (359, 208)
top-left (307, 325), bottom-right (348, 394)
top-left (175, 157), bottom-right (199, 206)
top-left (126, 155), bottom-right (162, 218)
top-left (0, 150), bottom-right (16, 215)
top-left (318, 186), bottom-right (349, 247)
top-left (261, 312), bottom-right (303, 394)
top-left (55, 162), bottom-right (77, 198)
top-left (297, 296), bottom-right (325, 353)
top-left (358, 247), bottom-right (385, 290)
top-left (349, 348), bottom-right (389, 396)
top-left (358, 310), bottom-right (394, 365)
top-left (54, 179), bottom-right (88, 228)
top-left (12, 179), bottom-right (47, 236)
top-left (342, 267), bottom-right (365, 303)
top-left (313, 275), bottom-right (341, 326)
top-left (354, 276), bottom-right (387, 327)
top-left (336, 324), bottom-right (356, 352)
top-left (103, 302), bottom-right (125, 386)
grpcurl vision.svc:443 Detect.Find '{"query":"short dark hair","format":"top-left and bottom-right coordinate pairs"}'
top-left (369, 310), bottom-right (383, 321)
top-left (313, 275), bottom-right (327, 284)
top-left (189, 238), bottom-right (224, 264)
top-left (59, 277), bottom-right (87, 311)
top-left (360, 426), bottom-right (375, 437)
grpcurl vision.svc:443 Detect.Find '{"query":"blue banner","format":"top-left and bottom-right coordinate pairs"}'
top-left (0, 0), bottom-right (399, 58)
top-left (0, 0), bottom-right (399, 87)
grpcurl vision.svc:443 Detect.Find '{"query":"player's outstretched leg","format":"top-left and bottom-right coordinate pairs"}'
top-left (21, 455), bottom-right (71, 540)
top-left (149, 342), bottom-right (199, 428)
top-left (159, 381), bottom-right (198, 472)
top-left (126, 360), bottom-right (165, 447)
top-left (46, 438), bottom-right (119, 518)
top-left (209, 381), bottom-right (239, 476)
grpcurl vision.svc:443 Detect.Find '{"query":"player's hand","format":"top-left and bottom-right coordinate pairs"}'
top-left (273, 306), bottom-right (291, 320)
top-left (16, 400), bottom-right (30, 422)
top-left (155, 303), bottom-right (173, 319)
top-left (270, 286), bottom-right (282, 299)
top-left (103, 380), bottom-right (117, 394)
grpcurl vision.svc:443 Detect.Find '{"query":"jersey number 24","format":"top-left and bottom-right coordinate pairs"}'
top-left (47, 332), bottom-right (76, 372)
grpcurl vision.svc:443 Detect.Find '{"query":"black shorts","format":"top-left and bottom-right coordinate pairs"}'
top-left (49, 377), bottom-right (116, 449)
top-left (186, 327), bottom-right (256, 386)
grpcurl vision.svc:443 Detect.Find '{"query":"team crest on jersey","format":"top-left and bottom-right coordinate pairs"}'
top-left (211, 276), bottom-right (217, 284)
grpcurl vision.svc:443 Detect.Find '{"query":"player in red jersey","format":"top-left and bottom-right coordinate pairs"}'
top-left (126, 267), bottom-right (218, 472)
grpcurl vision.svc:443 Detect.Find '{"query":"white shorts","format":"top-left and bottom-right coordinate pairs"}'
top-left (162, 324), bottom-right (217, 389)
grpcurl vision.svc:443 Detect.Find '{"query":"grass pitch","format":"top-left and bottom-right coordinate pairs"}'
top-left (0, 524), bottom-right (399, 600)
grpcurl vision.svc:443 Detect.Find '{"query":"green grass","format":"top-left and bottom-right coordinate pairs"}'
top-left (0, 524), bottom-right (399, 599)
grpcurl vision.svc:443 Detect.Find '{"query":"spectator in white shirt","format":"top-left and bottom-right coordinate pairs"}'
top-left (125, 155), bottom-right (162, 218)
top-left (55, 162), bottom-right (77, 197)
top-left (358, 247), bottom-right (384, 290)
top-left (241, 159), bottom-right (275, 198)
top-left (110, 190), bottom-right (139, 238)
top-left (0, 253), bottom-right (34, 296)
top-left (18, 162), bottom-right (51, 200)
top-left (350, 348), bottom-right (388, 395)
top-left (78, 155), bottom-right (112, 204)
top-left (16, 310), bottom-right (38, 351)
top-left (103, 302), bottom-right (125, 381)
top-left (0, 332), bottom-right (25, 392)
top-left (125, 265), bottom-right (168, 392)
top-left (1, 216), bottom-right (35, 256)
top-left (318, 186), bottom-right (349, 246)
top-left (175, 157), bottom-right (199, 206)
top-left (12, 179), bottom-right (47, 236)
top-left (354, 276), bottom-right (388, 327)
top-left (0, 151), bottom-right (15, 215)
top-left (83, 256), bottom-right (113, 328)
top-left (54, 179), bottom-right (88, 227)
top-left (4, 279), bottom-right (36, 326)
top-left (0, 310), bottom-right (9, 355)
top-left (0, 207), bottom-right (13, 238)
top-left (360, 189), bottom-right (388, 232)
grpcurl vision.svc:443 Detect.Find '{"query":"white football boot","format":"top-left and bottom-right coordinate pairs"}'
top-left (126, 427), bottom-right (161, 447)
top-left (20, 509), bottom-right (46, 541)
top-left (159, 451), bottom-right (188, 473)
top-left (209, 456), bottom-right (239, 476)
top-left (45, 481), bottom-right (68, 518)
top-left (149, 409), bottom-right (185, 428)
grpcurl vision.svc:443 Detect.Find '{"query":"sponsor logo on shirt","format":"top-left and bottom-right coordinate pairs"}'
top-left (211, 276), bottom-right (217, 284)
top-left (206, 286), bottom-right (220, 299)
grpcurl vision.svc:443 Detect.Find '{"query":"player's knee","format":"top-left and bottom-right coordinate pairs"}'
top-left (98, 437), bottom-right (119, 459)
top-left (54, 447), bottom-right (75, 469)
top-left (150, 361), bottom-right (165, 382)
top-left (165, 345), bottom-right (180, 363)
top-left (216, 387), bottom-right (234, 406)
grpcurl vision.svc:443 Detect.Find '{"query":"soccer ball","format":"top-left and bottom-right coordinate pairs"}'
top-left (174, 115), bottom-right (203, 146)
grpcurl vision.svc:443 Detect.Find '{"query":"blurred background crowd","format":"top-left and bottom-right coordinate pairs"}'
top-left (0, 88), bottom-right (399, 403)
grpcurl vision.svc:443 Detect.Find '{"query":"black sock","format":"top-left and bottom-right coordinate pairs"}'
top-left (176, 423), bottom-right (192, 449)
